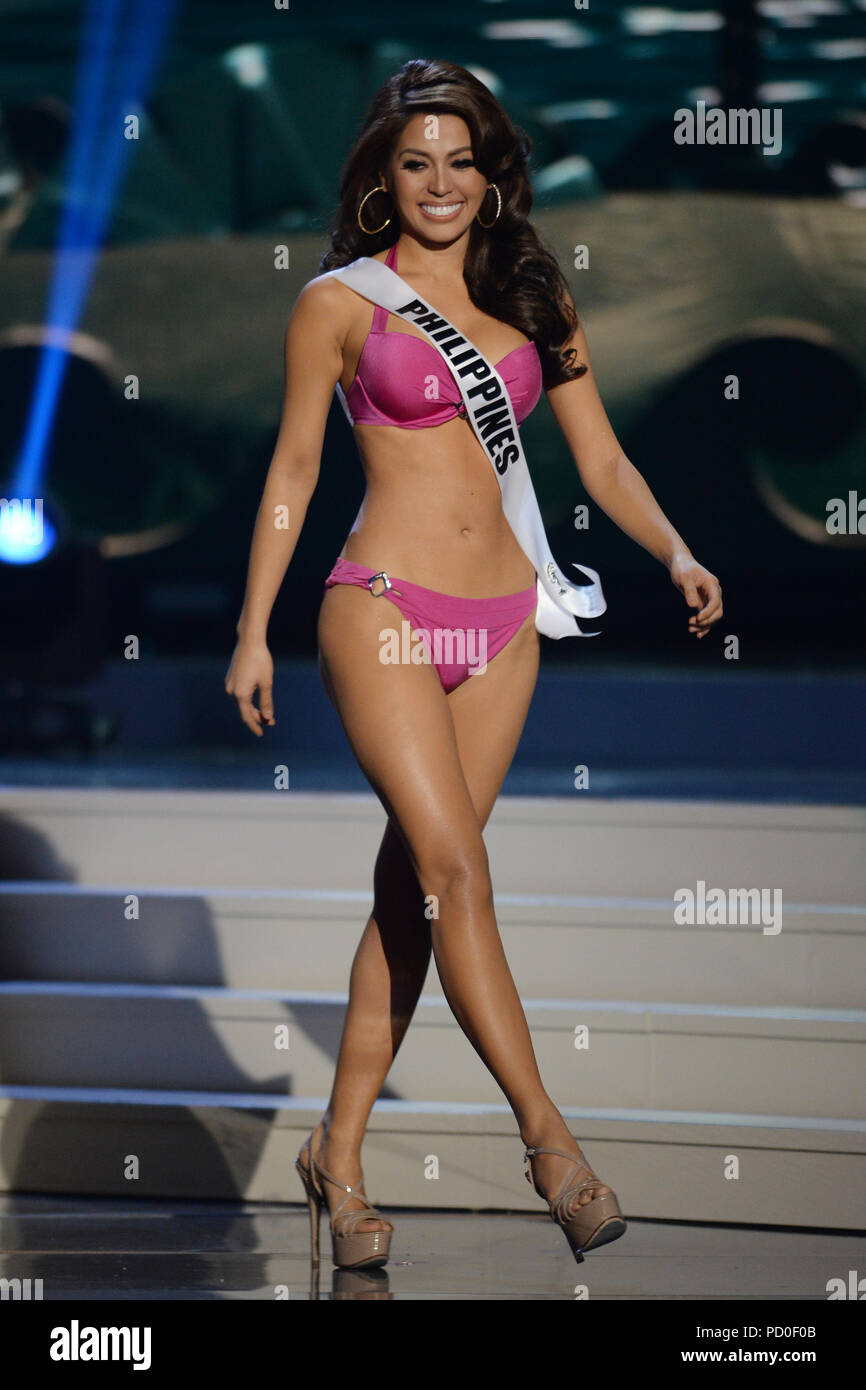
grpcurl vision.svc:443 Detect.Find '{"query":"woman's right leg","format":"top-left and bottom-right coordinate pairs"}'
top-left (310, 819), bottom-right (432, 1232)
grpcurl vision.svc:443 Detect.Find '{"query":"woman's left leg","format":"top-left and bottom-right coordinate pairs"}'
top-left (443, 615), bottom-right (612, 1210)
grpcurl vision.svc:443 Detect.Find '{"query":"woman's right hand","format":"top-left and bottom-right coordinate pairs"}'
top-left (225, 639), bottom-right (275, 737)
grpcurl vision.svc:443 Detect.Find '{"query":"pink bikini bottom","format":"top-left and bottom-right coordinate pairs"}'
top-left (323, 556), bottom-right (537, 694)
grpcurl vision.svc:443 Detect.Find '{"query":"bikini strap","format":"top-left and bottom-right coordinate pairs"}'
top-left (370, 242), bottom-right (398, 332)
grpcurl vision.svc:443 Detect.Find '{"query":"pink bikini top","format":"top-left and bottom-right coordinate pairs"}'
top-left (342, 241), bottom-right (543, 429)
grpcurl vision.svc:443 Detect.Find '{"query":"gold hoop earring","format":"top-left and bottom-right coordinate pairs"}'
top-left (358, 185), bottom-right (393, 235)
top-left (476, 183), bottom-right (502, 229)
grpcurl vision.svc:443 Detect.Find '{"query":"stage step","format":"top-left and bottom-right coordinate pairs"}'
top-left (1, 985), bottom-right (864, 1122)
top-left (2, 789), bottom-right (862, 902)
top-left (0, 1089), bottom-right (862, 1230)
top-left (1, 883), bottom-right (863, 1007)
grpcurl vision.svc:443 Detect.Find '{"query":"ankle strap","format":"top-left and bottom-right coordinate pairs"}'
top-left (525, 1144), bottom-right (588, 1164)
top-left (312, 1157), bottom-right (377, 1221)
top-left (524, 1144), bottom-right (594, 1198)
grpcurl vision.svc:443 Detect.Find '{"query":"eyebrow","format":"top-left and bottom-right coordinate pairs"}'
top-left (397, 145), bottom-right (473, 157)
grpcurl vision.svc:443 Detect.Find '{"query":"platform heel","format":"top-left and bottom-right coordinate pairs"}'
top-left (524, 1141), bottom-right (627, 1263)
top-left (296, 1130), bottom-right (393, 1270)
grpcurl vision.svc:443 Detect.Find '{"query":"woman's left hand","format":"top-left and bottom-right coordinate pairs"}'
top-left (669, 553), bottom-right (723, 639)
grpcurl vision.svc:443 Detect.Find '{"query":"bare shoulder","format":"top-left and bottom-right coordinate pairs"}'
top-left (298, 264), bottom-right (381, 335)
top-left (293, 272), bottom-right (354, 320)
top-left (283, 275), bottom-right (358, 362)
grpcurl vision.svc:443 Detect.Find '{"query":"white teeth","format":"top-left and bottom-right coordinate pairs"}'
top-left (421, 203), bottom-right (463, 216)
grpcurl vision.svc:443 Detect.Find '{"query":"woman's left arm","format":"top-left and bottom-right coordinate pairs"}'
top-left (546, 310), bottom-right (723, 638)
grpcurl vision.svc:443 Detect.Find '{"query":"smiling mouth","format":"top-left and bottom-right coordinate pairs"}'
top-left (419, 202), bottom-right (465, 218)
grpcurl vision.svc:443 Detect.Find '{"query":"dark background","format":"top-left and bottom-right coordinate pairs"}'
top-left (0, 0), bottom-right (864, 784)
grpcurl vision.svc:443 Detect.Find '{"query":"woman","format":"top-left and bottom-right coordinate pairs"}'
top-left (225, 58), bottom-right (722, 1272)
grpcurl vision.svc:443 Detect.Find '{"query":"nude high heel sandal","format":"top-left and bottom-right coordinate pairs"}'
top-left (524, 1141), bottom-right (627, 1263)
top-left (296, 1132), bottom-right (393, 1270)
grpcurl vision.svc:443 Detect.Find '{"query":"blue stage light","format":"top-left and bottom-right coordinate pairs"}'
top-left (4, 0), bottom-right (178, 566)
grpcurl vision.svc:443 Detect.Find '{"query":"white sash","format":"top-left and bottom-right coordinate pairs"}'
top-left (326, 255), bottom-right (606, 638)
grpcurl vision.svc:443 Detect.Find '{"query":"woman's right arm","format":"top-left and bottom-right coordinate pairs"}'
top-left (225, 276), bottom-right (349, 736)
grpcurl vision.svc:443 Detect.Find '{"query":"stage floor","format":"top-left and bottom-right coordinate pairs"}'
top-left (1, 1194), bottom-right (862, 1301)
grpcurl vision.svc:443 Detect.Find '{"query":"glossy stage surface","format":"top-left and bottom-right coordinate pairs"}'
top-left (2, 1194), bottom-right (862, 1301)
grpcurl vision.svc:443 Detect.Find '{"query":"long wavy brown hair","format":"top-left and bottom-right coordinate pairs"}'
top-left (318, 58), bottom-right (587, 387)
